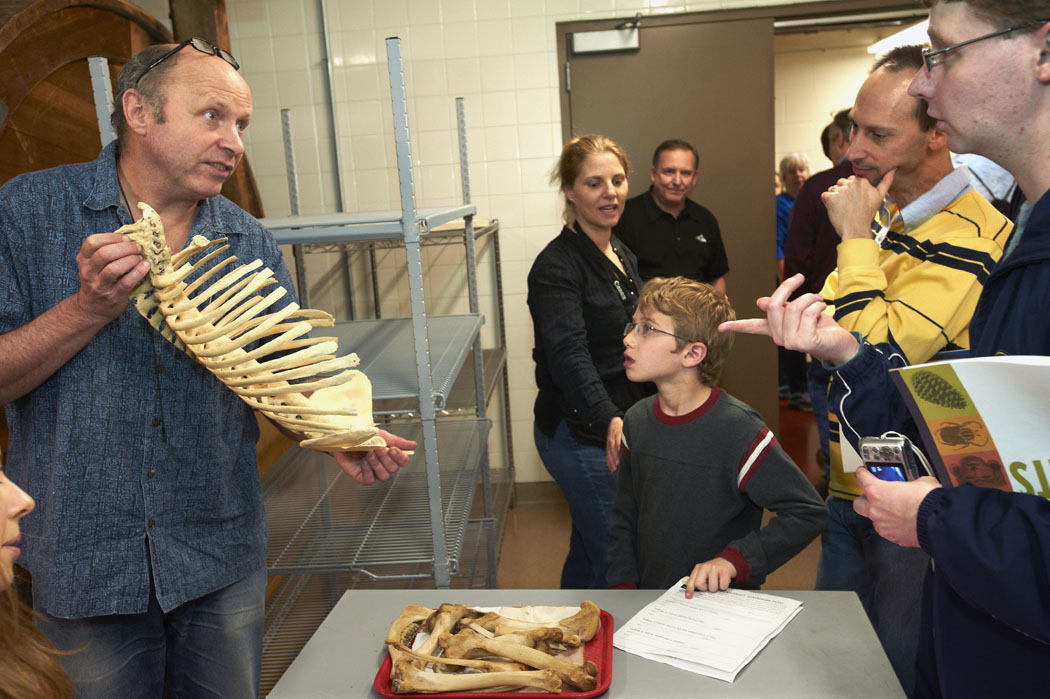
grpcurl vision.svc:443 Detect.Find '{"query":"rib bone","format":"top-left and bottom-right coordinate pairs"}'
top-left (440, 628), bottom-right (597, 691)
top-left (389, 657), bottom-right (561, 693)
top-left (118, 203), bottom-right (381, 451)
top-left (475, 601), bottom-right (602, 643)
top-left (388, 642), bottom-right (529, 673)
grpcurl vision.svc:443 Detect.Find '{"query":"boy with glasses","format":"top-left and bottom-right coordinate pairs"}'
top-left (606, 277), bottom-right (825, 595)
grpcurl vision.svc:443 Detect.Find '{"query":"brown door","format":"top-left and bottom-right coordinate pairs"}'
top-left (563, 17), bottom-right (779, 428)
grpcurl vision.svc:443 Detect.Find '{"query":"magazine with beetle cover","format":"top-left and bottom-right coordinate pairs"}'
top-left (891, 355), bottom-right (1050, 498)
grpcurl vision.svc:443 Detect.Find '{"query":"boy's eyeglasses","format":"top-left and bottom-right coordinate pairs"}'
top-left (922, 21), bottom-right (1047, 72)
top-left (137, 37), bottom-right (240, 86)
top-left (623, 321), bottom-right (693, 343)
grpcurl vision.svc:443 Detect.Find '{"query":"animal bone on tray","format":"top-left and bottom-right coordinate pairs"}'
top-left (118, 202), bottom-right (382, 452)
top-left (385, 602), bottom-right (602, 693)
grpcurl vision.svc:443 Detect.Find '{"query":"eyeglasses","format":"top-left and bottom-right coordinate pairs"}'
top-left (922, 20), bottom-right (1047, 72)
top-left (137, 37), bottom-right (240, 86)
top-left (623, 321), bottom-right (693, 343)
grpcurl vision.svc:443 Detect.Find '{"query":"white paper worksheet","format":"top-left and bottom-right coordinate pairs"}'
top-left (613, 578), bottom-right (802, 682)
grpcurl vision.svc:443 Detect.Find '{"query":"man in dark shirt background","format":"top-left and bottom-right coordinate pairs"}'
top-left (614, 139), bottom-right (729, 294)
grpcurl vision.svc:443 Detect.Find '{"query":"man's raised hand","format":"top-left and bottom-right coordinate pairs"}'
top-left (822, 170), bottom-right (895, 241)
top-left (718, 274), bottom-right (861, 365)
top-left (74, 233), bottom-right (151, 322)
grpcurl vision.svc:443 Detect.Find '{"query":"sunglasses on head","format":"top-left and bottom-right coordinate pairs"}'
top-left (137, 37), bottom-right (240, 86)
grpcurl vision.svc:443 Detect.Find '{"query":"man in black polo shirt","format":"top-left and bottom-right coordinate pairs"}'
top-left (614, 139), bottom-right (729, 293)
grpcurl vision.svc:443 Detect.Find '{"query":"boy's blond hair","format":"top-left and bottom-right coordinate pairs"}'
top-left (637, 276), bottom-right (736, 386)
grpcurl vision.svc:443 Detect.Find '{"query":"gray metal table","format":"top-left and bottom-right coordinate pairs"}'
top-left (267, 589), bottom-right (905, 698)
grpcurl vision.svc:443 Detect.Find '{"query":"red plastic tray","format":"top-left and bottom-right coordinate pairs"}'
top-left (373, 609), bottom-right (614, 698)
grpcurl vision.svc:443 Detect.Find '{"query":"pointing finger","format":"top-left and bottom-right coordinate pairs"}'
top-left (718, 318), bottom-right (771, 336)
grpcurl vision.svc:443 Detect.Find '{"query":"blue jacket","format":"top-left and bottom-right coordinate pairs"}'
top-left (968, 190), bottom-right (1050, 357)
top-left (916, 484), bottom-right (1050, 698)
top-left (829, 190), bottom-right (1050, 697)
top-left (917, 190), bottom-right (1050, 698)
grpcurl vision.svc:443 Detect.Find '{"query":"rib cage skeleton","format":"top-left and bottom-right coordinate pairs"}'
top-left (120, 202), bottom-right (382, 451)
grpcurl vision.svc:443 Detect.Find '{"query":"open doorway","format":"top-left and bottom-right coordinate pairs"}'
top-left (775, 23), bottom-right (921, 173)
top-left (554, 1), bottom-right (922, 427)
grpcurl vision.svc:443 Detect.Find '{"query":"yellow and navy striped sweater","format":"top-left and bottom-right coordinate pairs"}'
top-left (821, 173), bottom-right (1011, 500)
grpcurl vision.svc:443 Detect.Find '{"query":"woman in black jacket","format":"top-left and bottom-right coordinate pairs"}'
top-left (527, 134), bottom-right (652, 589)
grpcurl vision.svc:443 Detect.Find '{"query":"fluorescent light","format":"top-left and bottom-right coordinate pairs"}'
top-left (775, 10), bottom-right (925, 30)
top-left (869, 19), bottom-right (929, 54)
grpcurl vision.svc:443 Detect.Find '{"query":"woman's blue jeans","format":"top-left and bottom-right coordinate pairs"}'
top-left (534, 420), bottom-right (617, 589)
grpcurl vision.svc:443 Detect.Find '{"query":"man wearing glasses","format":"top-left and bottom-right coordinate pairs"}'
top-left (795, 43), bottom-right (1008, 698)
top-left (862, 3), bottom-right (1050, 696)
top-left (0, 41), bottom-right (413, 696)
top-left (725, 3), bottom-right (1050, 695)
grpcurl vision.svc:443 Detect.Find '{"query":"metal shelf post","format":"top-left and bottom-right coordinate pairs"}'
top-left (386, 36), bottom-right (451, 588)
top-left (456, 97), bottom-right (497, 588)
top-left (258, 37), bottom-right (514, 687)
top-left (280, 109), bottom-right (310, 308)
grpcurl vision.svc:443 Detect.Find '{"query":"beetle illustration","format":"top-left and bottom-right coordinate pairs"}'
top-left (936, 421), bottom-right (989, 448)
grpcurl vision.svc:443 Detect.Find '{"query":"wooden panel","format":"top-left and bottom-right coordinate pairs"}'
top-left (0, 61), bottom-right (107, 179)
top-left (169, 0), bottom-right (230, 49)
top-left (223, 155), bottom-right (265, 219)
top-left (255, 414), bottom-right (295, 479)
top-left (0, 4), bottom-right (163, 185)
top-left (0, 0), bottom-right (168, 52)
top-left (1, 6), bottom-right (133, 113)
top-left (258, 412), bottom-right (294, 604)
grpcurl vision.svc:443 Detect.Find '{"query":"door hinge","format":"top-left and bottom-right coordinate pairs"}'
top-left (564, 61), bottom-right (571, 92)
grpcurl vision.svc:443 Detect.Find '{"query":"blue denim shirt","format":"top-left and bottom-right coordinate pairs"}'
top-left (0, 142), bottom-right (295, 617)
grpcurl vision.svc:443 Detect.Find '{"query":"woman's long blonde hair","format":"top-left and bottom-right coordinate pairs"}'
top-left (0, 578), bottom-right (73, 698)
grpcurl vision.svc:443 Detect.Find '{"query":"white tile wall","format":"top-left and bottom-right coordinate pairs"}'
top-left (218, 0), bottom-right (896, 482)
top-left (774, 26), bottom-right (900, 173)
